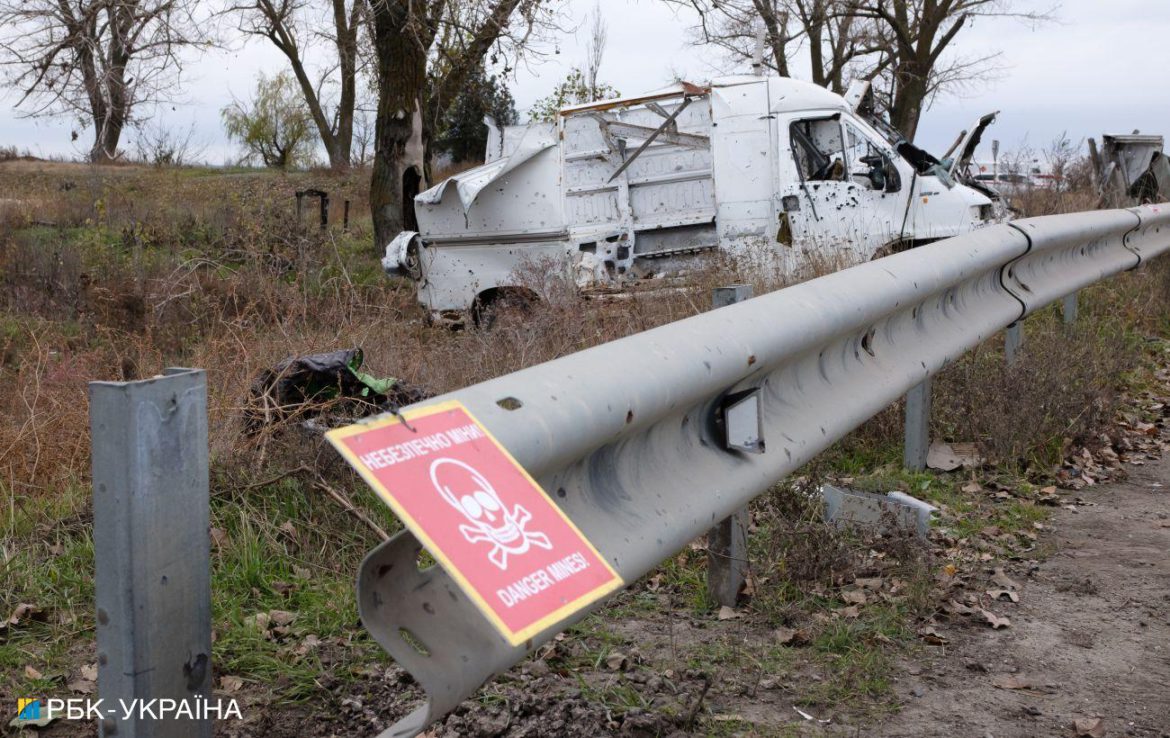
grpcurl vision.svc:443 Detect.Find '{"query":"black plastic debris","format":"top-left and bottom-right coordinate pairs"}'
top-left (245, 348), bottom-right (431, 433)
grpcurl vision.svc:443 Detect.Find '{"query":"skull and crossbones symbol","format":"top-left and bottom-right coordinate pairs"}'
top-left (430, 457), bottom-right (551, 570)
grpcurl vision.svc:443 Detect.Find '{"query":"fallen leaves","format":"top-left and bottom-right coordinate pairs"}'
top-left (917, 626), bottom-right (948, 645)
top-left (220, 675), bottom-right (245, 693)
top-left (991, 674), bottom-right (1032, 690)
top-left (294, 634), bottom-right (322, 656)
top-left (927, 442), bottom-right (985, 472)
top-left (979, 608), bottom-right (1011, 629)
top-left (1073, 717), bottom-right (1106, 738)
top-left (716, 605), bottom-right (742, 621)
top-left (1037, 486), bottom-right (1061, 505)
top-left (943, 599), bottom-right (974, 616)
top-left (1, 603), bottom-right (45, 635)
top-left (278, 521), bottom-right (299, 545)
top-left (268, 609), bottom-right (296, 627)
top-left (986, 589), bottom-right (1020, 603)
top-left (248, 609), bottom-right (298, 640)
top-left (67, 664), bottom-right (97, 694)
top-left (840, 589), bottom-right (868, 606)
top-left (991, 567), bottom-right (1021, 591)
top-left (774, 627), bottom-right (810, 646)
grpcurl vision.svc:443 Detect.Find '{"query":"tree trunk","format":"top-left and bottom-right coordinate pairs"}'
top-left (90, 63), bottom-right (129, 162)
top-left (331, 0), bottom-right (360, 170)
top-left (368, 0), bottom-right (428, 247)
top-left (91, 113), bottom-right (127, 163)
top-left (752, 0), bottom-right (789, 77)
top-left (807, 18), bottom-right (826, 87)
top-left (261, 0), bottom-right (350, 169)
top-left (889, 55), bottom-right (929, 141)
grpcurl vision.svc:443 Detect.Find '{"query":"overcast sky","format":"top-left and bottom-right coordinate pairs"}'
top-left (2, 0), bottom-right (1167, 165)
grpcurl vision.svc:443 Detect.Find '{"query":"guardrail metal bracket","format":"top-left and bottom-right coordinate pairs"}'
top-left (720, 388), bottom-right (764, 454)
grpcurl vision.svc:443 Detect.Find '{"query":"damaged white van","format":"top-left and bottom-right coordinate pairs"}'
top-left (384, 75), bottom-right (1004, 324)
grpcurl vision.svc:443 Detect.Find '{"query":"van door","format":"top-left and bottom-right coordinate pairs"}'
top-left (777, 115), bottom-right (857, 272)
top-left (778, 115), bottom-right (905, 269)
top-left (841, 119), bottom-right (908, 258)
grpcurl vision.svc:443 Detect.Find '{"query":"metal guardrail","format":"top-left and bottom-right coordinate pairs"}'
top-left (354, 204), bottom-right (1170, 738)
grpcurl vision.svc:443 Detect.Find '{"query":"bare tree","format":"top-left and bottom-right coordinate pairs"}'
top-left (848, 0), bottom-right (1052, 140)
top-left (667, 0), bottom-right (796, 77)
top-left (668, 0), bottom-right (887, 91)
top-left (365, 0), bottom-right (563, 247)
top-left (352, 106), bottom-right (376, 165)
top-left (0, 0), bottom-right (207, 162)
top-left (131, 118), bottom-right (206, 166)
top-left (227, 0), bottom-right (365, 169)
top-left (582, 0), bottom-right (606, 94)
top-left (794, 0), bottom-right (888, 93)
top-left (529, 2), bottom-right (618, 122)
top-left (670, 0), bottom-right (1050, 140)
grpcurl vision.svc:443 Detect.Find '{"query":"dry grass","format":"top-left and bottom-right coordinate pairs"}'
top-left (1, 160), bottom-right (1158, 500)
top-left (1009, 185), bottom-right (1101, 217)
top-left (932, 317), bottom-right (1139, 467)
top-left (0, 164), bottom-right (772, 507)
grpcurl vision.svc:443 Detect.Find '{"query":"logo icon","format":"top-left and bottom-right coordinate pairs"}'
top-left (430, 457), bottom-right (551, 570)
top-left (17, 698), bottom-right (41, 721)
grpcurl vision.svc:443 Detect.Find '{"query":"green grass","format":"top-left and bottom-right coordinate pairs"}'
top-left (801, 604), bottom-right (908, 706)
top-left (698, 718), bottom-right (800, 738)
top-left (0, 495), bottom-right (95, 697)
top-left (574, 673), bottom-right (650, 715)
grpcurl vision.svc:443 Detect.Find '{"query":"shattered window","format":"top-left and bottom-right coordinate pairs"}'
top-left (790, 118), bottom-right (846, 182)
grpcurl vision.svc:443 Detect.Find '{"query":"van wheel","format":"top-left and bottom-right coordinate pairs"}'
top-left (472, 288), bottom-right (539, 329)
top-left (871, 240), bottom-right (917, 260)
top-left (401, 239), bottom-right (423, 281)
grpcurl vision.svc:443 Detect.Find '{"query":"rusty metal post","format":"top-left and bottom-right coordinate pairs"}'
top-left (1088, 138), bottom-right (1102, 187)
top-left (1006, 321), bottom-right (1023, 365)
top-left (90, 368), bottom-right (211, 738)
top-left (1062, 292), bottom-right (1079, 325)
top-left (707, 284), bottom-right (753, 608)
top-left (319, 193), bottom-right (329, 230)
top-left (903, 378), bottom-right (932, 471)
top-left (343, 199), bottom-right (350, 232)
top-left (295, 191), bottom-right (304, 222)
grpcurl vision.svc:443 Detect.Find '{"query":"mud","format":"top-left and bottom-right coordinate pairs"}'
top-left (876, 457), bottom-right (1170, 738)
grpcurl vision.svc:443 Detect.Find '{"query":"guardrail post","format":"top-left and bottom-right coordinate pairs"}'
top-left (903, 378), bottom-right (932, 471)
top-left (1062, 292), bottom-right (1079, 324)
top-left (708, 285), bottom-right (753, 608)
top-left (90, 368), bottom-right (212, 738)
top-left (1005, 321), bottom-right (1023, 365)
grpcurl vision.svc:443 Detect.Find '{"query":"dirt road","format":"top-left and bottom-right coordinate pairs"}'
top-left (877, 457), bottom-right (1170, 738)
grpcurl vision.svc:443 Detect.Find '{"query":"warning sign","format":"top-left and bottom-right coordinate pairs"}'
top-left (327, 400), bottom-right (623, 645)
